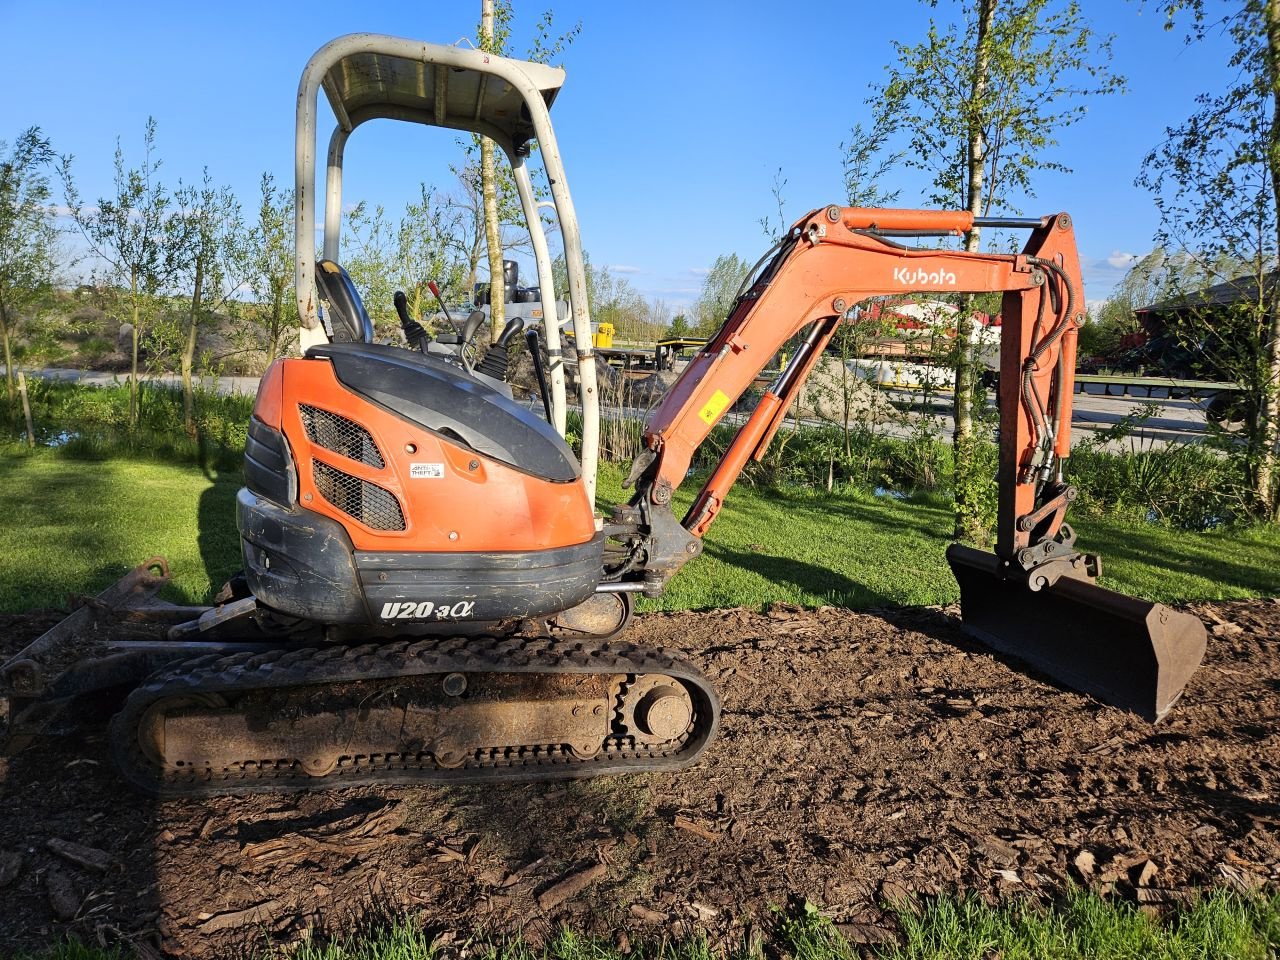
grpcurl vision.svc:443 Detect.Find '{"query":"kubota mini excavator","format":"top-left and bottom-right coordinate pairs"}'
top-left (0, 35), bottom-right (1207, 796)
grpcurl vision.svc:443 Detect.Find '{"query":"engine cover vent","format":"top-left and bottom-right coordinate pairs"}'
top-left (299, 403), bottom-right (385, 468)
top-left (312, 460), bottom-right (406, 531)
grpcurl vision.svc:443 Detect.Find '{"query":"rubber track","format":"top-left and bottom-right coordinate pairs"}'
top-left (110, 636), bottom-right (720, 797)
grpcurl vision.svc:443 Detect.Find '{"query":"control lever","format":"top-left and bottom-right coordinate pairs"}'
top-left (427, 281), bottom-right (461, 337)
top-left (393, 291), bottom-right (429, 353)
top-left (475, 316), bottom-right (527, 382)
top-left (497, 316), bottom-right (526, 346)
top-left (460, 309), bottom-right (487, 349)
top-left (526, 326), bottom-right (553, 422)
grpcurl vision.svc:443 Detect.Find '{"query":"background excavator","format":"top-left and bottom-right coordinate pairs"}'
top-left (0, 34), bottom-right (1207, 796)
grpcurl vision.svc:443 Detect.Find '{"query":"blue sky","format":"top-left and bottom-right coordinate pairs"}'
top-left (0, 1), bottom-right (1238, 311)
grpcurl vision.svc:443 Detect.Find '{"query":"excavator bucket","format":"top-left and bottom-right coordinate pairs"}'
top-left (947, 545), bottom-right (1207, 722)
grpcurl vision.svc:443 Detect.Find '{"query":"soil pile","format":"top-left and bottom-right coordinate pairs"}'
top-left (0, 600), bottom-right (1275, 956)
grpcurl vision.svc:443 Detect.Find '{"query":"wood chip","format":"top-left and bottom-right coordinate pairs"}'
top-left (879, 879), bottom-right (912, 905)
top-left (47, 838), bottom-right (112, 873)
top-left (979, 836), bottom-right (1019, 866)
top-left (688, 901), bottom-right (719, 920)
top-left (835, 921), bottom-right (895, 945)
top-left (629, 904), bottom-right (666, 923)
top-left (0, 850), bottom-right (22, 887)
top-left (196, 899), bottom-right (282, 934)
top-left (1135, 859), bottom-right (1160, 887)
top-left (243, 804), bottom-right (405, 864)
top-left (46, 868), bottom-right (81, 921)
top-left (1073, 850), bottom-right (1096, 878)
top-left (500, 856), bottom-right (547, 888)
top-left (536, 863), bottom-right (607, 912)
top-left (673, 815), bottom-right (722, 842)
top-left (993, 869), bottom-right (1022, 884)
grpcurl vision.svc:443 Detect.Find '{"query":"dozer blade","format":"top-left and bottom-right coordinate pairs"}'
top-left (947, 544), bottom-right (1206, 722)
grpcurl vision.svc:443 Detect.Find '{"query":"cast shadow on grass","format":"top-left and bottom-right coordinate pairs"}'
top-left (703, 544), bottom-right (902, 609)
top-left (1083, 520), bottom-right (1280, 598)
top-left (196, 462), bottom-right (242, 601)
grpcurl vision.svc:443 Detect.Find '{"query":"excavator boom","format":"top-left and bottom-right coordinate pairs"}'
top-left (619, 206), bottom-right (1205, 721)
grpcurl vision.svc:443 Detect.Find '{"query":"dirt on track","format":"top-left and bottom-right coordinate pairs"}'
top-left (0, 600), bottom-right (1277, 957)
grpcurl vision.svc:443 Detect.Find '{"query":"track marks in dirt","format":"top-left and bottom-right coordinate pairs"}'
top-left (0, 599), bottom-right (1276, 956)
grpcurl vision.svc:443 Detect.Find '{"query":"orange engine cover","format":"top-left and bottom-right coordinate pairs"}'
top-left (269, 355), bottom-right (596, 554)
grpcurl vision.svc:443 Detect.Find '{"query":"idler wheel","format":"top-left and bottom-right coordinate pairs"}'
top-left (633, 684), bottom-right (692, 740)
top-left (300, 755), bottom-right (338, 777)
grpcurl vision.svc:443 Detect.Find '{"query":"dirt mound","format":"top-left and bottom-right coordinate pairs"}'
top-left (0, 600), bottom-right (1276, 956)
top-left (793, 356), bottom-right (893, 423)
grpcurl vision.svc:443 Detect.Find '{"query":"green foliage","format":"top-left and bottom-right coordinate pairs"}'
top-left (841, 121), bottom-right (903, 209)
top-left (692, 253), bottom-right (751, 336)
top-left (397, 183), bottom-right (466, 327)
top-left (11, 938), bottom-right (126, 960)
top-left (872, 0), bottom-right (1125, 213)
top-left (2, 377), bottom-right (251, 470)
top-left (553, 251), bottom-right (666, 343)
top-left (1136, 0), bottom-right (1280, 516)
top-left (666, 314), bottom-right (691, 338)
top-left (60, 117), bottom-right (183, 428)
top-left (881, 887), bottom-right (1280, 960)
top-left (0, 125), bottom-right (60, 403)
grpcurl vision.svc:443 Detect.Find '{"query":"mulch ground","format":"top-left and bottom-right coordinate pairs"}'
top-left (0, 600), bottom-right (1276, 957)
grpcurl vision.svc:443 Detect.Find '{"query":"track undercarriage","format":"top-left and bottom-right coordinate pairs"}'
top-left (1, 560), bottom-right (719, 798)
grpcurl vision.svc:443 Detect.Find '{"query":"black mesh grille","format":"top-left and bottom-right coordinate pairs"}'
top-left (298, 403), bottom-right (385, 468)
top-left (312, 460), bottom-right (406, 531)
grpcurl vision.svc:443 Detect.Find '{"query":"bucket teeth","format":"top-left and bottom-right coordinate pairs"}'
top-left (947, 544), bottom-right (1206, 722)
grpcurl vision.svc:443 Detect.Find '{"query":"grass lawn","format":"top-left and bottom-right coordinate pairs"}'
top-left (0, 451), bottom-right (243, 612)
top-left (18, 888), bottom-right (1279, 959)
top-left (2, 452), bottom-right (1279, 615)
top-left (595, 466), bottom-right (1280, 611)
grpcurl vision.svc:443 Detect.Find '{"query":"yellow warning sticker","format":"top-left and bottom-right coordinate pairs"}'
top-left (698, 389), bottom-right (731, 425)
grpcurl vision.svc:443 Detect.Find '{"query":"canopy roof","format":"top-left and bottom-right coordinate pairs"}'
top-left (315, 35), bottom-right (566, 145)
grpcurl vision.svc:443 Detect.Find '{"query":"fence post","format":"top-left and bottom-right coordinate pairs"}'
top-left (17, 371), bottom-right (34, 449)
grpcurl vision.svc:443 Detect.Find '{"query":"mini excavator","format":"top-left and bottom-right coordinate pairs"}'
top-left (0, 35), bottom-right (1207, 796)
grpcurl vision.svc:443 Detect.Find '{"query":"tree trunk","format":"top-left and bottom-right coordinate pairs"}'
top-left (129, 271), bottom-right (140, 430)
top-left (1258, 0), bottom-right (1280, 519)
top-left (17, 371), bottom-right (34, 449)
top-left (266, 287), bottom-right (283, 366)
top-left (182, 258), bottom-right (204, 438)
top-left (480, 0), bottom-right (506, 343)
top-left (0, 299), bottom-right (14, 408)
top-left (952, 0), bottom-right (994, 541)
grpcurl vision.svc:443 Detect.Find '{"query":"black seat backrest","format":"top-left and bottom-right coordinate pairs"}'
top-left (315, 260), bottom-right (374, 343)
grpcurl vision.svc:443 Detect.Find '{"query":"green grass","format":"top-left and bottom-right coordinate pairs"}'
top-left (15, 890), bottom-right (1278, 960)
top-left (595, 464), bottom-right (1280, 612)
top-left (0, 450), bottom-right (242, 612)
top-left (1, 453), bottom-right (1278, 615)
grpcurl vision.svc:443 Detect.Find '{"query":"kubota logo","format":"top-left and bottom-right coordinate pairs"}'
top-left (893, 266), bottom-right (957, 286)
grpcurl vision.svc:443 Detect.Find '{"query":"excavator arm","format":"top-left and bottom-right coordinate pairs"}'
top-left (615, 206), bottom-right (1206, 722)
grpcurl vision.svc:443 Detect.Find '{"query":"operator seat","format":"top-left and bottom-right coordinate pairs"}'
top-left (314, 259), bottom-right (374, 343)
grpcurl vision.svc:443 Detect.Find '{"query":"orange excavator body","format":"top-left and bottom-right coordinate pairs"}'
top-left (263, 356), bottom-right (596, 554)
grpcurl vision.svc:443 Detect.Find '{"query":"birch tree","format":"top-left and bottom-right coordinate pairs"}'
top-left (480, 0), bottom-right (508, 342)
top-left (61, 118), bottom-right (179, 429)
top-left (171, 169), bottom-right (250, 435)
top-left (1138, 0), bottom-right (1280, 517)
top-left (248, 172), bottom-right (295, 365)
top-left (0, 127), bottom-right (58, 407)
top-left (869, 0), bottom-right (1124, 540)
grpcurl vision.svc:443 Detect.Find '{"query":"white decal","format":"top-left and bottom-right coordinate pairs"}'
top-left (379, 600), bottom-right (477, 620)
top-left (893, 266), bottom-right (957, 286)
top-left (410, 462), bottom-right (445, 479)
